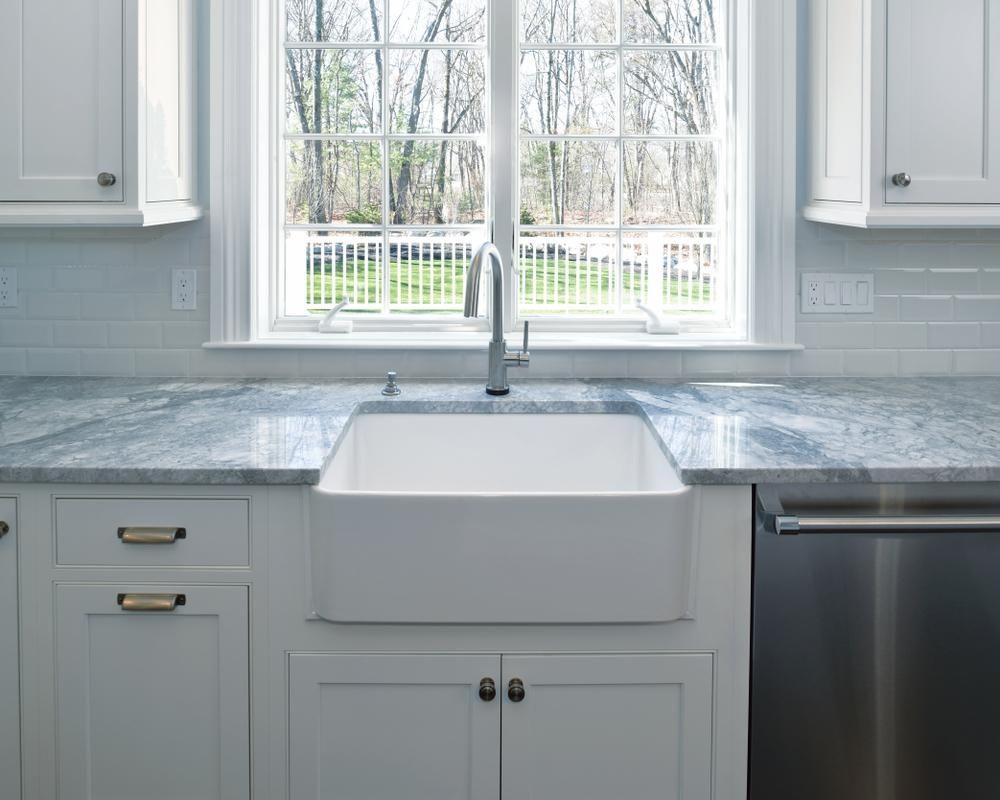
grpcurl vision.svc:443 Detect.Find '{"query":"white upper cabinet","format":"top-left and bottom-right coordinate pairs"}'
top-left (805, 0), bottom-right (1000, 227)
top-left (0, 0), bottom-right (199, 226)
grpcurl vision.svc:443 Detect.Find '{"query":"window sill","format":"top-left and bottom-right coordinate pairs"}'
top-left (204, 332), bottom-right (802, 352)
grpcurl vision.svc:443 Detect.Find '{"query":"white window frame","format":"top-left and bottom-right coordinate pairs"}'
top-left (209, 0), bottom-right (795, 348)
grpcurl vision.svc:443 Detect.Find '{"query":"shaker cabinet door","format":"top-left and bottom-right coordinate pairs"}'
top-left (288, 653), bottom-right (502, 800)
top-left (501, 654), bottom-right (715, 800)
top-left (886, 0), bottom-right (1000, 204)
top-left (0, 0), bottom-right (124, 201)
top-left (53, 584), bottom-right (250, 800)
top-left (0, 499), bottom-right (20, 800)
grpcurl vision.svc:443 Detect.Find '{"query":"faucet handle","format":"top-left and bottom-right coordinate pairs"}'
top-left (522, 321), bottom-right (530, 354)
top-left (505, 322), bottom-right (531, 369)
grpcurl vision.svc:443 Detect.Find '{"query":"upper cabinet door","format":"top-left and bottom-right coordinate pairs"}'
top-left (501, 654), bottom-right (714, 800)
top-left (0, 500), bottom-right (20, 800)
top-left (886, 0), bottom-right (1000, 204)
top-left (0, 0), bottom-right (124, 202)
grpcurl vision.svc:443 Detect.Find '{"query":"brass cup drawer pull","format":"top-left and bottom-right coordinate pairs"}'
top-left (116, 593), bottom-right (186, 612)
top-left (117, 527), bottom-right (186, 545)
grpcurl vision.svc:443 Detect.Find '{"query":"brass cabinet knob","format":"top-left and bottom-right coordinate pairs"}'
top-left (97, 172), bottom-right (117, 187)
top-left (891, 172), bottom-right (912, 188)
top-left (507, 678), bottom-right (526, 703)
top-left (478, 677), bottom-right (496, 702)
top-left (0, 521), bottom-right (8, 538)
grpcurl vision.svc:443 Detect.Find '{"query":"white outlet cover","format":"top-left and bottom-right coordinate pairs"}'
top-left (171, 268), bottom-right (197, 311)
top-left (801, 272), bottom-right (874, 314)
top-left (0, 268), bottom-right (17, 308)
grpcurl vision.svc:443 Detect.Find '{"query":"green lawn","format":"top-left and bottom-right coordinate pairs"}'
top-left (306, 257), bottom-right (712, 313)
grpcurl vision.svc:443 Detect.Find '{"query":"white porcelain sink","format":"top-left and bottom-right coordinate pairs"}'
top-left (309, 412), bottom-right (699, 624)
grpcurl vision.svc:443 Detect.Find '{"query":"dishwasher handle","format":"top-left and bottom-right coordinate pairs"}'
top-left (756, 489), bottom-right (1000, 536)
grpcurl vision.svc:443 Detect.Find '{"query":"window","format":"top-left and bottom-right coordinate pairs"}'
top-left (210, 0), bottom-right (795, 345)
top-left (276, 0), bottom-right (730, 330)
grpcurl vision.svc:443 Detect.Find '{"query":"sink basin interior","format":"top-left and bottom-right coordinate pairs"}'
top-left (319, 412), bottom-right (682, 494)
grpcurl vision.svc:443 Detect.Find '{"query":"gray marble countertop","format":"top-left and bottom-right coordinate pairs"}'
top-left (0, 376), bottom-right (998, 485)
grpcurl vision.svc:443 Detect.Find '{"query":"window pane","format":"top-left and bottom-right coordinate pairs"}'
top-left (623, 141), bottom-right (717, 225)
top-left (285, 140), bottom-right (383, 225)
top-left (389, 0), bottom-right (486, 44)
top-left (518, 231), bottom-right (619, 315)
top-left (624, 0), bottom-right (718, 44)
top-left (287, 230), bottom-right (384, 313)
top-left (624, 50), bottom-right (718, 135)
top-left (520, 141), bottom-right (617, 226)
top-left (389, 49), bottom-right (486, 134)
top-left (622, 232), bottom-right (717, 313)
top-left (286, 0), bottom-right (382, 42)
top-left (521, 0), bottom-right (617, 43)
top-left (388, 140), bottom-right (486, 225)
top-left (388, 231), bottom-right (478, 311)
top-left (519, 50), bottom-right (617, 135)
top-left (285, 49), bottom-right (382, 134)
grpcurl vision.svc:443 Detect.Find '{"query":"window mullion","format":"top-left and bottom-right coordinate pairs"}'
top-left (490, 0), bottom-right (517, 331)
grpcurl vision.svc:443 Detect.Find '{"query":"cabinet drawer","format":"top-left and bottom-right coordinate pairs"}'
top-left (55, 498), bottom-right (250, 567)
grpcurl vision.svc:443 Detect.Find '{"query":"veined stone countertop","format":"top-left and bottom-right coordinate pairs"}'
top-left (0, 376), bottom-right (997, 485)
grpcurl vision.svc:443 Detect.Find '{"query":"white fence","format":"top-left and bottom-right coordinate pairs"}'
top-left (290, 233), bottom-right (717, 315)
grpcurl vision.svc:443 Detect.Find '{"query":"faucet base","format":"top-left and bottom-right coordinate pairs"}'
top-left (486, 387), bottom-right (510, 396)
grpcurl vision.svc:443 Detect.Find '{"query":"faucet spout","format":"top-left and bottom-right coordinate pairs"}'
top-left (464, 242), bottom-right (530, 395)
top-left (464, 243), bottom-right (506, 344)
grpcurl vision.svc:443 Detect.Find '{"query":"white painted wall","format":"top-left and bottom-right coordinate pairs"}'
top-left (0, 0), bottom-right (997, 379)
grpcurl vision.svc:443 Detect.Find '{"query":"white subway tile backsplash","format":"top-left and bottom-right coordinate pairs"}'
top-left (900, 295), bottom-right (954, 322)
top-left (80, 349), bottom-right (134, 376)
top-left (26, 348), bottom-right (81, 376)
top-left (52, 322), bottom-right (108, 348)
top-left (843, 350), bottom-right (899, 377)
top-left (954, 349), bottom-right (1000, 374)
top-left (927, 323), bottom-right (981, 349)
top-left (81, 293), bottom-right (134, 321)
top-left (925, 269), bottom-right (980, 293)
top-left (899, 350), bottom-right (953, 376)
top-left (789, 349), bottom-right (843, 376)
top-left (25, 240), bottom-right (80, 266)
top-left (52, 267), bottom-right (104, 292)
top-left (26, 292), bottom-right (81, 320)
top-left (163, 322), bottom-right (209, 349)
top-left (876, 269), bottom-right (928, 295)
top-left (0, 213), bottom-right (999, 378)
top-left (874, 323), bottom-right (927, 349)
top-left (954, 295), bottom-right (1000, 322)
top-left (108, 322), bottom-right (162, 349)
top-left (0, 320), bottom-right (53, 347)
top-left (626, 352), bottom-right (684, 379)
top-left (0, 349), bottom-right (26, 374)
top-left (134, 349), bottom-right (191, 377)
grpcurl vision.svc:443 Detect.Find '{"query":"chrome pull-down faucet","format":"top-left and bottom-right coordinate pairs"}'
top-left (464, 242), bottom-right (530, 396)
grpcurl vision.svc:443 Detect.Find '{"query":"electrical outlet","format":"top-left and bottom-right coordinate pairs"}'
top-left (171, 268), bottom-right (197, 311)
top-left (0, 268), bottom-right (17, 308)
top-left (806, 279), bottom-right (821, 308)
top-left (801, 272), bottom-right (874, 314)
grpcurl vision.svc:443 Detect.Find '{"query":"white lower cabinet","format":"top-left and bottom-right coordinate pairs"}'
top-left (502, 654), bottom-right (714, 800)
top-left (0, 499), bottom-right (20, 800)
top-left (289, 654), bottom-right (502, 800)
top-left (288, 652), bottom-right (714, 800)
top-left (54, 584), bottom-right (250, 800)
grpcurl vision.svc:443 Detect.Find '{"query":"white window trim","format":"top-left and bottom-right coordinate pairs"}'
top-left (210, 0), bottom-right (796, 349)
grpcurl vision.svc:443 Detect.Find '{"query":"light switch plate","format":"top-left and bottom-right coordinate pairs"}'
top-left (171, 269), bottom-right (197, 311)
top-left (801, 272), bottom-right (874, 314)
top-left (0, 268), bottom-right (17, 308)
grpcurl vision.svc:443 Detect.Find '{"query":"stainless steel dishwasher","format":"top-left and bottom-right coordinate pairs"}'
top-left (751, 484), bottom-right (1000, 800)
